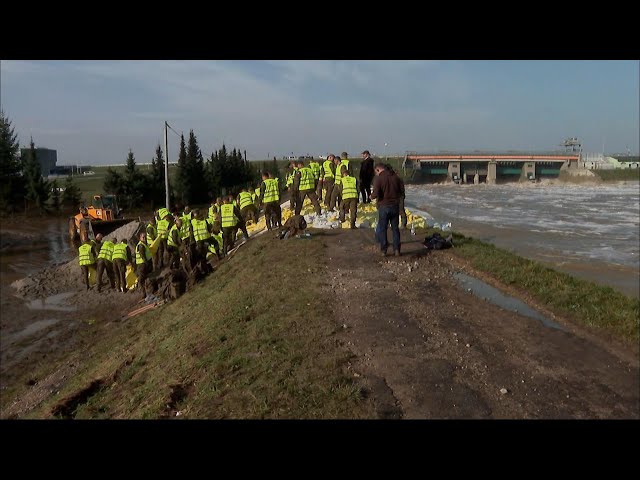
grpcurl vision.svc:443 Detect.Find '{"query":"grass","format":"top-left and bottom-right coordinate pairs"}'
top-left (11, 233), bottom-right (373, 419)
top-left (591, 169), bottom-right (640, 181)
top-left (443, 229), bottom-right (639, 342)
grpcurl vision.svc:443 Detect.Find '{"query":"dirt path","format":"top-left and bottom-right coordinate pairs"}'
top-left (322, 228), bottom-right (639, 419)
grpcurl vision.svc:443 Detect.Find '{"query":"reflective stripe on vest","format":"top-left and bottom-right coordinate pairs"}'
top-left (157, 219), bottom-right (170, 239)
top-left (263, 178), bottom-right (279, 203)
top-left (334, 159), bottom-right (349, 184)
top-left (112, 243), bottom-right (128, 261)
top-left (192, 219), bottom-right (208, 242)
top-left (167, 225), bottom-right (179, 247)
top-left (78, 243), bottom-right (95, 266)
top-left (97, 241), bottom-right (114, 261)
top-left (309, 162), bottom-right (321, 179)
top-left (221, 204), bottom-right (237, 228)
top-left (299, 167), bottom-right (315, 191)
top-left (179, 220), bottom-right (191, 240)
top-left (146, 224), bottom-right (157, 241)
top-left (341, 175), bottom-right (358, 200)
top-left (208, 206), bottom-right (216, 220)
top-left (238, 192), bottom-right (253, 210)
top-left (157, 208), bottom-right (169, 220)
top-left (323, 160), bottom-right (334, 179)
top-left (136, 241), bottom-right (152, 264)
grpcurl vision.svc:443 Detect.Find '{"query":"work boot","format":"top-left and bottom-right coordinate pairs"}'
top-left (380, 249), bottom-right (387, 257)
top-left (394, 250), bottom-right (401, 257)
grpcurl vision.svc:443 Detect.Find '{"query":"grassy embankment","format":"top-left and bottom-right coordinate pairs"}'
top-left (442, 229), bottom-right (639, 342)
top-left (591, 169), bottom-right (640, 181)
top-left (10, 233), bottom-right (372, 419)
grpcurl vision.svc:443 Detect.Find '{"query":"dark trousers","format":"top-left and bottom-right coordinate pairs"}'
top-left (323, 179), bottom-right (334, 207)
top-left (240, 205), bottom-right (257, 224)
top-left (222, 227), bottom-right (236, 254)
top-left (264, 202), bottom-right (282, 230)
top-left (399, 197), bottom-right (407, 228)
top-left (339, 198), bottom-right (358, 228)
top-left (155, 238), bottom-right (167, 270)
top-left (167, 245), bottom-right (180, 269)
top-left (296, 190), bottom-right (321, 215)
top-left (136, 261), bottom-right (151, 296)
top-left (316, 179), bottom-right (323, 201)
top-left (329, 182), bottom-right (341, 211)
top-left (376, 204), bottom-right (401, 253)
top-left (80, 264), bottom-right (93, 290)
top-left (360, 177), bottom-right (372, 203)
top-left (289, 190), bottom-right (300, 213)
top-left (113, 259), bottom-right (127, 292)
top-left (96, 259), bottom-right (115, 291)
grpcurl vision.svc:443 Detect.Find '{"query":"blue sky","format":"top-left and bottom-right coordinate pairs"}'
top-left (1, 60), bottom-right (638, 165)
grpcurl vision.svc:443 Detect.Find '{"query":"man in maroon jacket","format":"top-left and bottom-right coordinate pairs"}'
top-left (371, 163), bottom-right (404, 256)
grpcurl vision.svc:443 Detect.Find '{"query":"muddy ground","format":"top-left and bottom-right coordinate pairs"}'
top-left (324, 229), bottom-right (639, 419)
top-left (2, 224), bottom-right (638, 418)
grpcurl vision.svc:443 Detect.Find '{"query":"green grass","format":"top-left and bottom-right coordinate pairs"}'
top-left (443, 229), bottom-right (639, 342)
top-left (591, 169), bottom-right (640, 181)
top-left (10, 233), bottom-right (372, 419)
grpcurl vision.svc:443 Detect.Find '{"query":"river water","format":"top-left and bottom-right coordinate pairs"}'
top-left (406, 181), bottom-right (640, 297)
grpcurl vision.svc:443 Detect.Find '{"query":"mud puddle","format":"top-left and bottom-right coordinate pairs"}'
top-left (453, 272), bottom-right (565, 331)
top-left (26, 292), bottom-right (77, 312)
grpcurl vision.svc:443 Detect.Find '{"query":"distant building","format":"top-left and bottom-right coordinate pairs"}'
top-left (20, 147), bottom-right (57, 176)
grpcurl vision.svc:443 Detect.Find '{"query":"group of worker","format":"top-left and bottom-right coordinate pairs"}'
top-left (78, 150), bottom-right (407, 297)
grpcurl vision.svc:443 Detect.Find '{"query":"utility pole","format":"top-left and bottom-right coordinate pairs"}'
top-left (164, 121), bottom-right (170, 209)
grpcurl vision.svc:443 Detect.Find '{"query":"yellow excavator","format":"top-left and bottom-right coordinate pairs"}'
top-left (68, 194), bottom-right (135, 241)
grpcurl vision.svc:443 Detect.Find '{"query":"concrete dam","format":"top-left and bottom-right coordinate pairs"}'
top-left (402, 152), bottom-right (580, 184)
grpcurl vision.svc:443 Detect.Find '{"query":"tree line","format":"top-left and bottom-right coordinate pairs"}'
top-left (0, 110), bottom-right (82, 215)
top-left (104, 129), bottom-right (260, 210)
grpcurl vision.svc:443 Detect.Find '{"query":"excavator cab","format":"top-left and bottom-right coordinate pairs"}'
top-left (69, 194), bottom-right (129, 241)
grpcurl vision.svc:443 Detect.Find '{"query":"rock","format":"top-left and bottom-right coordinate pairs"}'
top-left (465, 343), bottom-right (470, 348)
top-left (500, 388), bottom-right (508, 395)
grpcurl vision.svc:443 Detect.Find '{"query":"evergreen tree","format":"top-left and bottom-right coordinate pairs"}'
top-left (122, 149), bottom-right (147, 209)
top-left (271, 157), bottom-right (280, 180)
top-left (175, 134), bottom-right (188, 204)
top-left (149, 144), bottom-right (166, 208)
top-left (22, 137), bottom-right (50, 213)
top-left (62, 174), bottom-right (83, 209)
top-left (0, 110), bottom-right (26, 213)
top-left (206, 151), bottom-right (222, 200)
top-left (50, 179), bottom-right (61, 213)
top-left (185, 129), bottom-right (207, 204)
top-left (103, 167), bottom-right (124, 195)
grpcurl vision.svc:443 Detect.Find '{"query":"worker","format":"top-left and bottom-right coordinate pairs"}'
top-left (278, 214), bottom-right (307, 239)
top-left (329, 153), bottom-right (352, 212)
top-left (259, 170), bottom-right (282, 230)
top-left (338, 166), bottom-right (359, 229)
top-left (93, 233), bottom-right (104, 255)
top-left (221, 196), bottom-right (249, 255)
top-left (135, 231), bottom-right (153, 298)
top-left (253, 184), bottom-right (261, 210)
top-left (167, 218), bottom-right (182, 269)
top-left (320, 154), bottom-right (336, 206)
top-left (182, 206), bottom-right (192, 222)
top-left (237, 187), bottom-right (257, 224)
top-left (308, 157), bottom-right (321, 194)
top-left (294, 160), bottom-right (321, 215)
top-left (78, 237), bottom-right (97, 291)
top-left (111, 238), bottom-right (132, 293)
top-left (146, 216), bottom-right (157, 244)
top-left (155, 210), bottom-right (172, 270)
top-left (286, 162), bottom-right (299, 213)
top-left (207, 200), bottom-right (218, 224)
top-left (96, 236), bottom-right (116, 292)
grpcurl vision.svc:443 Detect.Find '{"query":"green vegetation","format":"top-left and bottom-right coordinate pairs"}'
top-left (591, 169), bottom-right (640, 181)
top-left (0, 110), bottom-right (26, 213)
top-left (14, 234), bottom-right (371, 419)
top-left (22, 137), bottom-right (51, 214)
top-left (447, 230), bottom-right (639, 342)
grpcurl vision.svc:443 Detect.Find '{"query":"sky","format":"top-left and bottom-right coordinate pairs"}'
top-left (1, 60), bottom-right (638, 166)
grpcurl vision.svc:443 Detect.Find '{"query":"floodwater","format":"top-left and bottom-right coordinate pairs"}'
top-left (407, 181), bottom-right (640, 297)
top-left (0, 217), bottom-right (76, 287)
top-left (453, 272), bottom-right (565, 331)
